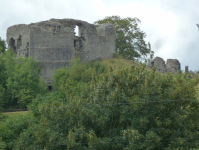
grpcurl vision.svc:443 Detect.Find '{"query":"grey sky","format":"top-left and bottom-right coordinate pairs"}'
top-left (1, 0), bottom-right (199, 71)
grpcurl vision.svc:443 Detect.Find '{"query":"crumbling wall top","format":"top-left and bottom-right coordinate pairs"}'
top-left (148, 57), bottom-right (181, 74)
top-left (166, 59), bottom-right (181, 74)
top-left (148, 56), bottom-right (166, 72)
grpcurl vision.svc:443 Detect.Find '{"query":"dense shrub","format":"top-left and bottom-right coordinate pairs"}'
top-left (14, 65), bottom-right (199, 149)
top-left (0, 114), bottom-right (30, 149)
top-left (0, 113), bottom-right (7, 123)
top-left (0, 48), bottom-right (47, 109)
top-left (52, 57), bottom-right (107, 98)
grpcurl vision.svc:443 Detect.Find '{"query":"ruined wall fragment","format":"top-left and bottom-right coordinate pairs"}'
top-left (148, 57), bottom-right (181, 74)
top-left (166, 59), bottom-right (181, 74)
top-left (148, 56), bottom-right (167, 72)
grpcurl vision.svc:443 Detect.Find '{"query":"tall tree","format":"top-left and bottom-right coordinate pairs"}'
top-left (0, 48), bottom-right (47, 109)
top-left (0, 37), bottom-right (6, 53)
top-left (94, 16), bottom-right (154, 61)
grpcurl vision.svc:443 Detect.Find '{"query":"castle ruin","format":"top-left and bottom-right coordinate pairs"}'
top-left (148, 56), bottom-right (181, 74)
top-left (6, 19), bottom-right (116, 85)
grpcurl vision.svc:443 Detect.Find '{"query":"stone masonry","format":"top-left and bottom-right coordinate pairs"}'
top-left (6, 19), bottom-right (116, 85)
top-left (166, 59), bottom-right (181, 74)
top-left (147, 57), bottom-right (166, 72)
top-left (148, 56), bottom-right (181, 74)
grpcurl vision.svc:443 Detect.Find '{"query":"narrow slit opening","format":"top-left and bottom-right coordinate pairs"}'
top-left (48, 86), bottom-right (52, 91)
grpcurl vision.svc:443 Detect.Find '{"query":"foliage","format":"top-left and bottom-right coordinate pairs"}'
top-left (0, 48), bottom-right (48, 109)
top-left (94, 16), bottom-right (154, 60)
top-left (0, 113), bottom-right (7, 124)
top-left (0, 37), bottom-right (6, 53)
top-left (0, 114), bottom-right (29, 149)
top-left (53, 57), bottom-right (107, 98)
top-left (0, 137), bottom-right (6, 150)
top-left (13, 65), bottom-right (199, 149)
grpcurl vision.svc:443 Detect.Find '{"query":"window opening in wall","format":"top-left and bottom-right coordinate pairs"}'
top-left (48, 86), bottom-right (52, 91)
top-left (17, 35), bottom-right (22, 49)
top-left (53, 26), bottom-right (61, 33)
top-left (151, 62), bottom-right (154, 67)
top-left (74, 25), bottom-right (79, 37)
top-left (26, 42), bottom-right (29, 57)
top-left (74, 40), bottom-right (76, 49)
top-left (9, 38), bottom-right (16, 54)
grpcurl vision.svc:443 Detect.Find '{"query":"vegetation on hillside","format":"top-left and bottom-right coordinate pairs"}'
top-left (1, 57), bottom-right (199, 149)
top-left (0, 38), bottom-right (6, 53)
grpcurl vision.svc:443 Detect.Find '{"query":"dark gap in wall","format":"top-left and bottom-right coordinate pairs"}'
top-left (151, 62), bottom-right (154, 67)
top-left (26, 42), bottom-right (29, 57)
top-left (74, 40), bottom-right (76, 49)
top-left (48, 86), bottom-right (52, 91)
top-left (17, 35), bottom-right (22, 49)
top-left (9, 38), bottom-right (16, 54)
top-left (53, 26), bottom-right (61, 33)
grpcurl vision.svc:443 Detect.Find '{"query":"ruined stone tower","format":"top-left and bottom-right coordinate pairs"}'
top-left (6, 19), bottom-right (116, 85)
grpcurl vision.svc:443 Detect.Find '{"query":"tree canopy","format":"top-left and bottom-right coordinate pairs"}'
top-left (94, 16), bottom-right (154, 60)
top-left (0, 48), bottom-right (47, 110)
top-left (0, 37), bottom-right (6, 53)
top-left (1, 60), bottom-right (199, 149)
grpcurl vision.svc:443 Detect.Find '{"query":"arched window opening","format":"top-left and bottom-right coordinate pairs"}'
top-left (74, 25), bottom-right (79, 37)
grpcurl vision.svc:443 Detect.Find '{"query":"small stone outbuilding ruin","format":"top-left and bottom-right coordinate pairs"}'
top-left (6, 19), bottom-right (116, 85)
top-left (148, 56), bottom-right (181, 74)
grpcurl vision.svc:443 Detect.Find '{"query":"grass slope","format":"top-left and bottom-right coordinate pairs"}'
top-left (2, 111), bottom-right (28, 117)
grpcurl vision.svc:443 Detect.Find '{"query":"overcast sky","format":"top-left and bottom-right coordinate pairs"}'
top-left (1, 0), bottom-right (199, 71)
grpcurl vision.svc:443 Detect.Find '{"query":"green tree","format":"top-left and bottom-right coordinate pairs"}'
top-left (94, 16), bottom-right (154, 61)
top-left (52, 57), bottom-right (107, 99)
top-left (0, 38), bottom-right (6, 110)
top-left (0, 37), bottom-right (6, 53)
top-left (0, 114), bottom-right (29, 149)
top-left (14, 65), bottom-right (199, 149)
top-left (0, 48), bottom-right (47, 109)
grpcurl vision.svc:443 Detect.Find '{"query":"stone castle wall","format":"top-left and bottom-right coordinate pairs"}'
top-left (6, 19), bottom-right (116, 85)
top-left (148, 56), bottom-right (181, 74)
top-left (166, 59), bottom-right (181, 74)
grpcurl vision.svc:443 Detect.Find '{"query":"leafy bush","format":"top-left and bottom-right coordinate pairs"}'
top-left (0, 48), bottom-right (48, 109)
top-left (0, 37), bottom-right (6, 53)
top-left (14, 65), bottom-right (199, 149)
top-left (0, 113), bottom-right (7, 123)
top-left (0, 114), bottom-right (30, 149)
top-left (53, 57), bottom-right (107, 96)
